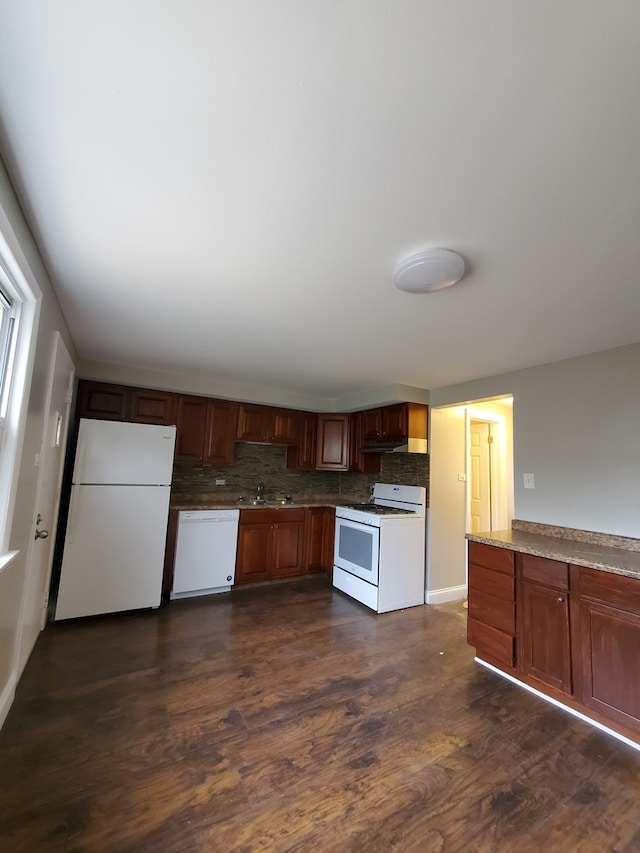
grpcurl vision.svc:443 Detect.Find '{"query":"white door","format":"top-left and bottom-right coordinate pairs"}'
top-left (470, 420), bottom-right (492, 532)
top-left (17, 332), bottom-right (74, 673)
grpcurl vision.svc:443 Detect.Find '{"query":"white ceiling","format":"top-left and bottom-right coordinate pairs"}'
top-left (1, 2), bottom-right (639, 406)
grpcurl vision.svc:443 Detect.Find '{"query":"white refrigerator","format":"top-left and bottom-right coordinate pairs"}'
top-left (55, 419), bottom-right (176, 620)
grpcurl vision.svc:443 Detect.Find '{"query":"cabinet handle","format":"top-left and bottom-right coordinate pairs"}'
top-left (557, 596), bottom-right (565, 603)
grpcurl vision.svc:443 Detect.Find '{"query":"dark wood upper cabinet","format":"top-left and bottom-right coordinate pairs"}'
top-left (204, 399), bottom-right (238, 465)
top-left (349, 411), bottom-right (381, 474)
top-left (130, 388), bottom-right (177, 425)
top-left (316, 414), bottom-right (349, 471)
top-left (237, 403), bottom-right (299, 445)
top-left (360, 402), bottom-right (428, 445)
top-left (286, 411), bottom-right (317, 470)
top-left (362, 408), bottom-right (383, 439)
top-left (76, 381), bottom-right (130, 421)
top-left (175, 396), bottom-right (237, 465)
top-left (174, 395), bottom-right (209, 462)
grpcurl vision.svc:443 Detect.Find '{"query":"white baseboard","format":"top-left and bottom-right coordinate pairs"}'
top-left (425, 584), bottom-right (467, 604)
top-left (0, 674), bottom-right (16, 731)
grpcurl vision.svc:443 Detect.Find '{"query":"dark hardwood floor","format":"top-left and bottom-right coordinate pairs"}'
top-left (1, 576), bottom-right (639, 852)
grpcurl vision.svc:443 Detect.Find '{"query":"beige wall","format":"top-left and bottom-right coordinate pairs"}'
top-left (0, 159), bottom-right (75, 727)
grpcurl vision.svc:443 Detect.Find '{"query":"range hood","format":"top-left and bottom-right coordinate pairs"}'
top-left (361, 437), bottom-right (428, 454)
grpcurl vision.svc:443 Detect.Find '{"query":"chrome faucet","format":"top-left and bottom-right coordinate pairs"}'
top-left (256, 482), bottom-right (265, 500)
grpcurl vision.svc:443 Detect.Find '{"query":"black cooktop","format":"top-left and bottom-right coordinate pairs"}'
top-left (341, 503), bottom-right (411, 515)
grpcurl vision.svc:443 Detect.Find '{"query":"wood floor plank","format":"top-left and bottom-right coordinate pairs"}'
top-left (1, 576), bottom-right (639, 852)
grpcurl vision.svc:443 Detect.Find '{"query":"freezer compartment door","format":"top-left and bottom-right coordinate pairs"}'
top-left (73, 419), bottom-right (176, 485)
top-left (55, 484), bottom-right (171, 619)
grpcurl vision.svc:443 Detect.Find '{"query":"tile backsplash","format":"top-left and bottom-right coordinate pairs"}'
top-left (171, 442), bottom-right (429, 504)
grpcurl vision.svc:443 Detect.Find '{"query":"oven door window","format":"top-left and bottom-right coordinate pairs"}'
top-left (334, 519), bottom-right (379, 585)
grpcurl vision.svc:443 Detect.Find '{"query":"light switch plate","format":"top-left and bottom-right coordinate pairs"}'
top-left (523, 473), bottom-right (535, 489)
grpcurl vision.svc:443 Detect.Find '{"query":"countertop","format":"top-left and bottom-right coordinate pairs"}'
top-left (466, 522), bottom-right (640, 580)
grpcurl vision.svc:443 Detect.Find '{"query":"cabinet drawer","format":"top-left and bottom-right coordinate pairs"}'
top-left (520, 554), bottom-right (568, 590)
top-left (239, 508), bottom-right (306, 525)
top-left (468, 541), bottom-right (514, 575)
top-left (468, 588), bottom-right (515, 635)
top-left (467, 616), bottom-right (515, 668)
top-left (468, 564), bottom-right (515, 602)
top-left (575, 567), bottom-right (640, 613)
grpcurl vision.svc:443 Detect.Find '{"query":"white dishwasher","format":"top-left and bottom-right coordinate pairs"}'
top-left (170, 509), bottom-right (240, 599)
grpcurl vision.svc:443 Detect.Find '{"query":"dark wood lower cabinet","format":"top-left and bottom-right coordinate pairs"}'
top-left (468, 540), bottom-right (640, 745)
top-left (467, 541), bottom-right (515, 668)
top-left (572, 566), bottom-right (640, 735)
top-left (518, 554), bottom-right (572, 695)
top-left (305, 507), bottom-right (335, 577)
top-left (235, 508), bottom-right (306, 584)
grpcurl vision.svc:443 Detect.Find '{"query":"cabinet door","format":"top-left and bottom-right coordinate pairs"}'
top-left (305, 507), bottom-right (335, 575)
top-left (204, 400), bottom-right (238, 465)
top-left (76, 381), bottom-right (130, 421)
top-left (349, 412), bottom-right (381, 474)
top-left (130, 389), bottom-right (177, 425)
top-left (235, 523), bottom-right (272, 583)
top-left (574, 567), bottom-right (640, 734)
top-left (271, 520), bottom-right (305, 578)
top-left (237, 404), bottom-right (269, 442)
top-left (270, 408), bottom-right (299, 445)
top-left (381, 404), bottom-right (407, 438)
top-left (174, 395), bottom-right (207, 462)
top-left (287, 412), bottom-right (317, 470)
top-left (519, 581), bottom-right (572, 694)
top-left (316, 414), bottom-right (349, 470)
top-left (361, 408), bottom-right (382, 439)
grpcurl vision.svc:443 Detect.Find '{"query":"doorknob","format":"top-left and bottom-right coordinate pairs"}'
top-left (35, 528), bottom-right (49, 540)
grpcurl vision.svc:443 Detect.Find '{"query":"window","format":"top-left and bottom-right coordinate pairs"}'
top-left (0, 281), bottom-right (19, 445)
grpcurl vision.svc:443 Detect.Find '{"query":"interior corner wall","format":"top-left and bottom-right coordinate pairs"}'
top-left (429, 342), bottom-right (640, 538)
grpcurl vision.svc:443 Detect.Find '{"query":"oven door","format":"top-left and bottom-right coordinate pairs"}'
top-left (334, 516), bottom-right (380, 585)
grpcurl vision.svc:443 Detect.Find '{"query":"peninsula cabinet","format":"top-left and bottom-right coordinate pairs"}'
top-left (467, 541), bottom-right (516, 668)
top-left (467, 537), bottom-right (640, 744)
top-left (572, 566), bottom-right (640, 736)
top-left (235, 508), bottom-right (306, 584)
top-left (517, 554), bottom-right (571, 695)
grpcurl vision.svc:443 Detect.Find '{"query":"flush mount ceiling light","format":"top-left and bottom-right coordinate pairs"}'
top-left (393, 248), bottom-right (465, 293)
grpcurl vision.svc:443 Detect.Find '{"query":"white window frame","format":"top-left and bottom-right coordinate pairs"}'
top-left (0, 224), bottom-right (41, 558)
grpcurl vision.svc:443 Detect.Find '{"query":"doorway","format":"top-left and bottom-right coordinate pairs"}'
top-left (426, 396), bottom-right (513, 603)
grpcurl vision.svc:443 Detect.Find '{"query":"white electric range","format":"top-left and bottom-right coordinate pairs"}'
top-left (333, 483), bottom-right (426, 613)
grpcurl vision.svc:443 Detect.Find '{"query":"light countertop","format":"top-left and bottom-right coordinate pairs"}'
top-left (466, 524), bottom-right (640, 580)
